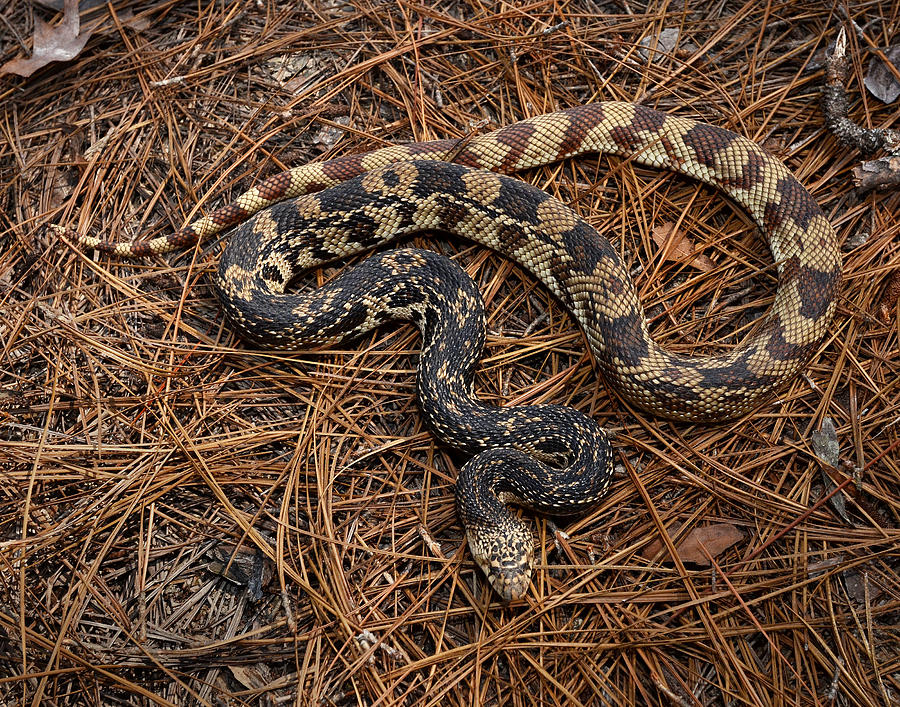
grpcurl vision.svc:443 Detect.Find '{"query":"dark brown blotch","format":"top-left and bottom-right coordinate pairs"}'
top-left (765, 321), bottom-right (817, 362)
top-left (775, 177), bottom-right (822, 230)
top-left (681, 123), bottom-right (737, 169)
top-left (657, 135), bottom-right (683, 167)
top-left (211, 203), bottom-right (248, 227)
top-left (128, 240), bottom-right (156, 257)
top-left (701, 349), bottom-right (755, 388)
top-left (610, 125), bottom-right (641, 152)
top-left (720, 149), bottom-right (767, 190)
top-left (554, 105), bottom-right (606, 159)
top-left (495, 179), bottom-right (544, 223)
top-left (169, 228), bottom-right (199, 249)
top-left (562, 222), bottom-right (616, 275)
top-left (436, 201), bottom-right (473, 231)
top-left (652, 371), bottom-right (704, 404)
top-left (763, 177), bottom-right (826, 240)
top-left (797, 263), bottom-right (840, 320)
top-left (302, 181), bottom-right (328, 194)
top-left (494, 122), bottom-right (537, 172)
top-left (763, 199), bottom-right (785, 233)
top-left (494, 221), bottom-right (528, 254)
top-left (765, 322), bottom-right (792, 360)
top-left (699, 359), bottom-right (779, 406)
top-left (601, 310), bottom-right (649, 365)
top-left (630, 104), bottom-right (668, 133)
top-left (255, 171), bottom-right (294, 201)
top-left (780, 255), bottom-right (801, 284)
top-left (321, 153), bottom-right (366, 180)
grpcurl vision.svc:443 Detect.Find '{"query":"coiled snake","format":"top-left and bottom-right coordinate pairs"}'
top-left (58, 102), bottom-right (841, 600)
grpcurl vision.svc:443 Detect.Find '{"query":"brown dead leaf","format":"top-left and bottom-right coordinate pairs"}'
top-left (812, 416), bottom-right (852, 523)
top-left (227, 664), bottom-right (272, 690)
top-left (205, 542), bottom-right (273, 601)
top-left (878, 269), bottom-right (900, 323)
top-left (811, 416), bottom-right (840, 468)
top-left (651, 222), bottom-right (715, 272)
top-left (1, 0), bottom-right (93, 78)
top-left (640, 522), bottom-right (745, 566)
top-left (843, 569), bottom-right (886, 604)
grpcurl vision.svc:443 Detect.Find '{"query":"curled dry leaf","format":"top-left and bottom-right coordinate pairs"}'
top-left (227, 664), bottom-right (272, 691)
top-left (640, 522), bottom-right (745, 566)
top-left (864, 46), bottom-right (900, 104)
top-left (638, 28), bottom-right (680, 62)
top-left (1, 0), bottom-right (93, 78)
top-left (811, 416), bottom-right (840, 468)
top-left (843, 569), bottom-right (886, 604)
top-left (811, 416), bottom-right (851, 523)
top-left (651, 222), bottom-right (715, 272)
top-left (205, 542), bottom-right (273, 601)
top-left (637, 28), bottom-right (697, 63)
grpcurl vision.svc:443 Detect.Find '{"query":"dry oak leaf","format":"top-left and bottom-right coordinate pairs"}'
top-left (640, 523), bottom-right (745, 566)
top-left (1, 0), bottom-right (92, 78)
top-left (651, 222), bottom-right (715, 272)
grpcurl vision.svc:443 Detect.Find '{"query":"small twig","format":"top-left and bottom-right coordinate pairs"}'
top-left (443, 118), bottom-right (490, 163)
top-left (417, 524), bottom-right (445, 559)
top-left (823, 28), bottom-right (900, 156)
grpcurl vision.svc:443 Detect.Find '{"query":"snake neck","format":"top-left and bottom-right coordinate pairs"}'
top-left (456, 448), bottom-right (537, 601)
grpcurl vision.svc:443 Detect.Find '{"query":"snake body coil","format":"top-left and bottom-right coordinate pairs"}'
top-left (63, 102), bottom-right (841, 599)
top-left (216, 245), bottom-right (611, 599)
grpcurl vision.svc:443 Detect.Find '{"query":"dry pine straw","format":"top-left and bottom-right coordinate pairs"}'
top-left (0, 1), bottom-right (898, 705)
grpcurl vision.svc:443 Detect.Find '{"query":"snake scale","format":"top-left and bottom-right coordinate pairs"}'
top-left (60, 101), bottom-right (841, 600)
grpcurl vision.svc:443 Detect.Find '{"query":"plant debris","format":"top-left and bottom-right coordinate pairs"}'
top-left (1, 0), bottom-right (93, 78)
top-left (879, 269), bottom-right (900, 323)
top-left (650, 221), bottom-right (715, 272)
top-left (640, 522), bottom-right (745, 566)
top-left (864, 45), bottom-right (900, 104)
top-left (822, 27), bottom-right (900, 191)
top-left (812, 416), bottom-right (851, 524)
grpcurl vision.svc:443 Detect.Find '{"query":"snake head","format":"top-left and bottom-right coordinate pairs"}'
top-left (465, 518), bottom-right (534, 601)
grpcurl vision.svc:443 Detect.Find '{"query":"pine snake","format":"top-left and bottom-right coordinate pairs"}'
top-left (57, 102), bottom-right (841, 600)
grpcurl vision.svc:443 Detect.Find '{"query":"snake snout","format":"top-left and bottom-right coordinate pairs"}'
top-left (465, 521), bottom-right (534, 601)
top-left (488, 562), bottom-right (532, 602)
